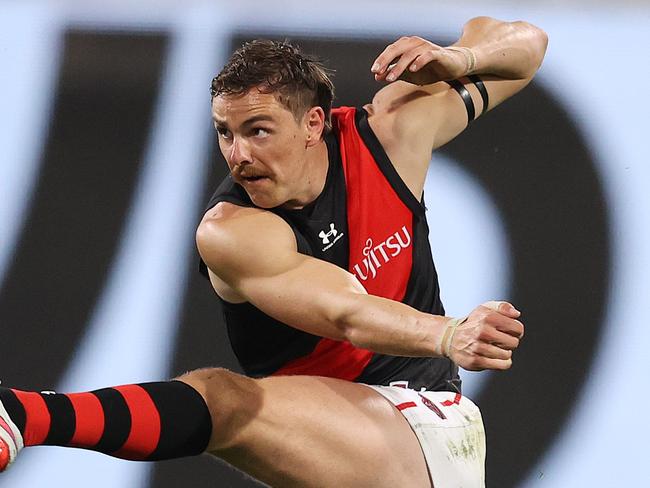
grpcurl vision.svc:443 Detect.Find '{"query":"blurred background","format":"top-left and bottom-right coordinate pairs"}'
top-left (1, 0), bottom-right (649, 486)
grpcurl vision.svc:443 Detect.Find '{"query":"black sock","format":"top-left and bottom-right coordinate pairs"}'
top-left (0, 380), bottom-right (212, 461)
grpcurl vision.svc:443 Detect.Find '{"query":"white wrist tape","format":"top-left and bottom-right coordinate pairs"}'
top-left (447, 46), bottom-right (477, 74)
top-left (439, 316), bottom-right (469, 358)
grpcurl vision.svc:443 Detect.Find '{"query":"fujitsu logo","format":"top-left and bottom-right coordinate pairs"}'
top-left (352, 226), bottom-right (411, 281)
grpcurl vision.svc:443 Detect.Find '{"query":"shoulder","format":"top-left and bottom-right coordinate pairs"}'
top-left (196, 202), bottom-right (298, 278)
top-left (197, 202), bottom-right (297, 259)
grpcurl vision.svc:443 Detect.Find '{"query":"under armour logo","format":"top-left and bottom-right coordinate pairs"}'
top-left (319, 223), bottom-right (338, 244)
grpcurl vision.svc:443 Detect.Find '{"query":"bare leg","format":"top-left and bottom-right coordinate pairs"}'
top-left (179, 369), bottom-right (431, 488)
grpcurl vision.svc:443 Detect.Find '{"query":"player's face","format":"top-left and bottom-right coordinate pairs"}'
top-left (212, 89), bottom-right (315, 209)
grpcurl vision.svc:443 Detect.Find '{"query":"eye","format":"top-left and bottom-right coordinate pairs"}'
top-left (253, 127), bottom-right (270, 138)
top-left (216, 127), bottom-right (231, 140)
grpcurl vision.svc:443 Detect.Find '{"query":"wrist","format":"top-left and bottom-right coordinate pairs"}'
top-left (446, 46), bottom-right (477, 75)
top-left (436, 316), bottom-right (468, 358)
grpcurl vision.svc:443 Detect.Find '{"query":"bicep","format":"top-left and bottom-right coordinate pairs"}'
top-left (197, 213), bottom-right (367, 340)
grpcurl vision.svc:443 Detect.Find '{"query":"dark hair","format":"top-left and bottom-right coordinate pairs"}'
top-left (210, 40), bottom-right (335, 132)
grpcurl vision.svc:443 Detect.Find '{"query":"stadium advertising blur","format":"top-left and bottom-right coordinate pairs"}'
top-left (1, 1), bottom-right (648, 486)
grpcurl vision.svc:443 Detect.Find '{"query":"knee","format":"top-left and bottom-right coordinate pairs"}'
top-left (176, 367), bottom-right (264, 451)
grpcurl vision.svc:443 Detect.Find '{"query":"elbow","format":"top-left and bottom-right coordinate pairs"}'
top-left (325, 287), bottom-right (370, 347)
top-left (516, 21), bottom-right (549, 74)
top-left (338, 318), bottom-right (370, 349)
top-left (336, 305), bottom-right (380, 351)
top-left (529, 23), bottom-right (549, 68)
top-left (330, 306), bottom-right (361, 346)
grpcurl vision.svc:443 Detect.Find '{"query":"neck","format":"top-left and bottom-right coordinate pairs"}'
top-left (281, 138), bottom-right (330, 210)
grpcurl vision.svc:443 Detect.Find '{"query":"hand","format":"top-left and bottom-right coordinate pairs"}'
top-left (447, 301), bottom-right (524, 371)
top-left (371, 36), bottom-right (471, 86)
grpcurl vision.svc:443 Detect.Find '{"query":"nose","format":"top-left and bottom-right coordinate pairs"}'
top-left (229, 136), bottom-right (252, 167)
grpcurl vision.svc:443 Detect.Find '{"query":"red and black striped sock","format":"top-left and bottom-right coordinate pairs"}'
top-left (0, 381), bottom-right (212, 460)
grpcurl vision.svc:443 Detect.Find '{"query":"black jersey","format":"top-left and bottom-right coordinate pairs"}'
top-left (200, 107), bottom-right (460, 392)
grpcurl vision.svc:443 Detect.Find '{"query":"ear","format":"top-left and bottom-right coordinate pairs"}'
top-left (304, 106), bottom-right (325, 147)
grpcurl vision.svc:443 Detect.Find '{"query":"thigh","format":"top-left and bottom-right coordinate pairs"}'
top-left (369, 387), bottom-right (486, 488)
top-left (212, 375), bottom-right (431, 488)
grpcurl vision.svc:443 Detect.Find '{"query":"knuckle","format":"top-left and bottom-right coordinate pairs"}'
top-left (510, 321), bottom-right (524, 335)
top-left (481, 311), bottom-right (497, 325)
top-left (477, 328), bottom-right (492, 341)
top-left (469, 309), bottom-right (487, 323)
top-left (470, 342), bottom-right (483, 354)
top-left (495, 360), bottom-right (511, 371)
top-left (467, 357), bottom-right (481, 370)
top-left (473, 342), bottom-right (485, 353)
top-left (481, 305), bottom-right (495, 317)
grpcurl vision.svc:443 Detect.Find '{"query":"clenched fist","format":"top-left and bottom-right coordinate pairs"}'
top-left (447, 301), bottom-right (524, 371)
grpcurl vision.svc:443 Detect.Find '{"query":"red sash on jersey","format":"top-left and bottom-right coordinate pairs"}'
top-left (273, 107), bottom-right (413, 380)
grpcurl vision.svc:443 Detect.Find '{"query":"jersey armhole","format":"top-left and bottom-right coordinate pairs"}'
top-left (354, 108), bottom-right (426, 217)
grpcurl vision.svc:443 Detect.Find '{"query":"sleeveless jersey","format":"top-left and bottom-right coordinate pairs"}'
top-left (200, 107), bottom-right (460, 392)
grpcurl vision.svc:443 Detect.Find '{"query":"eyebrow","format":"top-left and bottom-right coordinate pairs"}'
top-left (213, 114), bottom-right (275, 129)
top-left (242, 115), bottom-right (275, 126)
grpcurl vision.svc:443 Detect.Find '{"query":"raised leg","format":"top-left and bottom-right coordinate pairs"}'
top-left (1, 369), bottom-right (432, 487)
top-left (180, 369), bottom-right (431, 488)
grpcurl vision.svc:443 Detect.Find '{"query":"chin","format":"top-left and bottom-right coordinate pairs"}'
top-left (248, 192), bottom-right (281, 209)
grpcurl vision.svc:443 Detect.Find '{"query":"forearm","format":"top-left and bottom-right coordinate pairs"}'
top-left (335, 292), bottom-right (450, 357)
top-left (454, 16), bottom-right (548, 79)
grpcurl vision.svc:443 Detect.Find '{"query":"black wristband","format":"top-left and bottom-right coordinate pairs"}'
top-left (468, 75), bottom-right (489, 116)
top-left (446, 79), bottom-right (475, 124)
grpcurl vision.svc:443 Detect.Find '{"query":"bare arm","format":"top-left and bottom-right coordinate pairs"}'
top-left (197, 203), bottom-right (523, 370)
top-left (366, 17), bottom-right (548, 197)
top-left (452, 16), bottom-right (548, 80)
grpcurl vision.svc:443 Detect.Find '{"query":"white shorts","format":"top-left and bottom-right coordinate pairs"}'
top-left (367, 385), bottom-right (486, 488)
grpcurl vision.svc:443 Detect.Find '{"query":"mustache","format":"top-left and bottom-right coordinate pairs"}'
top-left (231, 164), bottom-right (268, 179)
